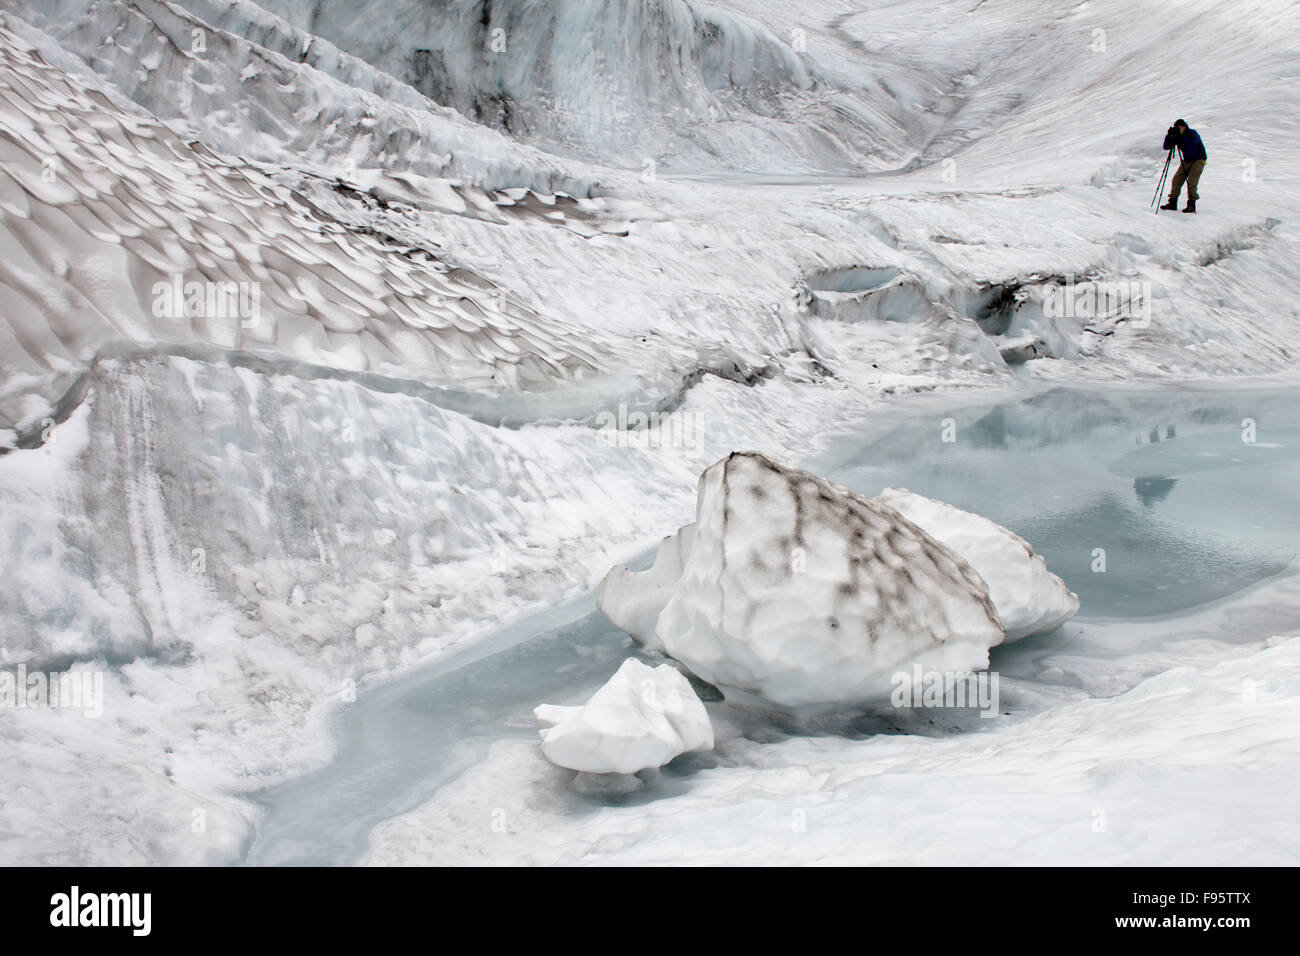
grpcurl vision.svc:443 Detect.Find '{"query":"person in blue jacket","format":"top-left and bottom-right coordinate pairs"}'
top-left (1160, 119), bottom-right (1207, 213)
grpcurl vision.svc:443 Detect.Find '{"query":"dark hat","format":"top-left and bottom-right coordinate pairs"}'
top-left (1175, 118), bottom-right (1188, 127)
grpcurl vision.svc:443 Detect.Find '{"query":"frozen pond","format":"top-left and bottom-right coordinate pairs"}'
top-left (826, 386), bottom-right (1300, 618)
top-left (242, 385), bottom-right (1300, 866)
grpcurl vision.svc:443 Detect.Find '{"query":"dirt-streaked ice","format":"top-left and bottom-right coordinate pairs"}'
top-left (874, 487), bottom-right (1078, 642)
top-left (650, 452), bottom-right (1003, 708)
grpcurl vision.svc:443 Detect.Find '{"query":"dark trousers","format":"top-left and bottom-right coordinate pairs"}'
top-left (1168, 159), bottom-right (1205, 203)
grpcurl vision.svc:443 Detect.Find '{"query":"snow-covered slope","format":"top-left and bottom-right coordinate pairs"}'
top-left (3, 0), bottom-right (592, 193)
top-left (1, 0), bottom-right (1299, 864)
top-left (0, 23), bottom-right (626, 435)
top-left (204, 0), bottom-right (927, 175)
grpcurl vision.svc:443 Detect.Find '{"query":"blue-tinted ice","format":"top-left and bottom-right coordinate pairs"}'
top-left (827, 387), bottom-right (1300, 617)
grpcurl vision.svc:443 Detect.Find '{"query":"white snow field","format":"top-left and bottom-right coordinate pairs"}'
top-left (0, 0), bottom-right (1298, 865)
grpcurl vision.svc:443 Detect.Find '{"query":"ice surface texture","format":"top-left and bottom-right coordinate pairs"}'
top-left (218, 0), bottom-right (913, 176)
top-left (535, 658), bottom-right (713, 774)
top-left (874, 487), bottom-right (1078, 642)
top-left (5, 0), bottom-right (1300, 866)
top-left (5, 0), bottom-right (591, 195)
top-left (596, 524), bottom-right (695, 653)
top-left (0, 24), bottom-right (605, 431)
top-left (601, 452), bottom-right (1005, 708)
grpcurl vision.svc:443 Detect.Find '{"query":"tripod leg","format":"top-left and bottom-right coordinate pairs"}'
top-left (1152, 149), bottom-right (1174, 210)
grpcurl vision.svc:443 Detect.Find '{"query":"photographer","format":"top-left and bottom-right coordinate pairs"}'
top-left (1160, 119), bottom-right (1208, 213)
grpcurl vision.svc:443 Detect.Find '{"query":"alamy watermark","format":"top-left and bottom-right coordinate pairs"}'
top-left (152, 274), bottom-right (261, 329)
top-left (50, 886), bottom-right (150, 936)
top-left (594, 404), bottom-right (702, 451)
top-left (890, 665), bottom-right (1000, 718)
top-left (1043, 274), bottom-right (1151, 327)
top-left (1, 665), bottom-right (104, 718)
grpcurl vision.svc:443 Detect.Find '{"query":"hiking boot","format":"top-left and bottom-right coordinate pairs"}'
top-left (1183, 200), bottom-right (1196, 213)
top-left (1160, 200), bottom-right (1178, 211)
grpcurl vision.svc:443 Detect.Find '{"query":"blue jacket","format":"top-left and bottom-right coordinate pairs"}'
top-left (1163, 127), bottom-right (1207, 162)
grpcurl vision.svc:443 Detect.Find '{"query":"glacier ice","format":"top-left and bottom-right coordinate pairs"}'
top-left (219, 0), bottom-right (917, 176)
top-left (5, 0), bottom-right (592, 195)
top-left (596, 524), bottom-right (695, 653)
top-left (4, 0), bottom-right (1300, 868)
top-left (602, 452), bottom-right (1005, 708)
top-left (596, 462), bottom-right (1080, 709)
top-left (0, 20), bottom-right (623, 433)
top-left (535, 658), bottom-right (713, 774)
top-left (873, 487), bottom-right (1078, 642)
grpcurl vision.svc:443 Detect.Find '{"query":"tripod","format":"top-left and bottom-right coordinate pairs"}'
top-left (1151, 145), bottom-right (1176, 213)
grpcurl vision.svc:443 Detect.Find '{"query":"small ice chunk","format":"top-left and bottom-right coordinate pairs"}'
top-left (874, 487), bottom-right (1079, 642)
top-left (535, 658), bottom-right (713, 774)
